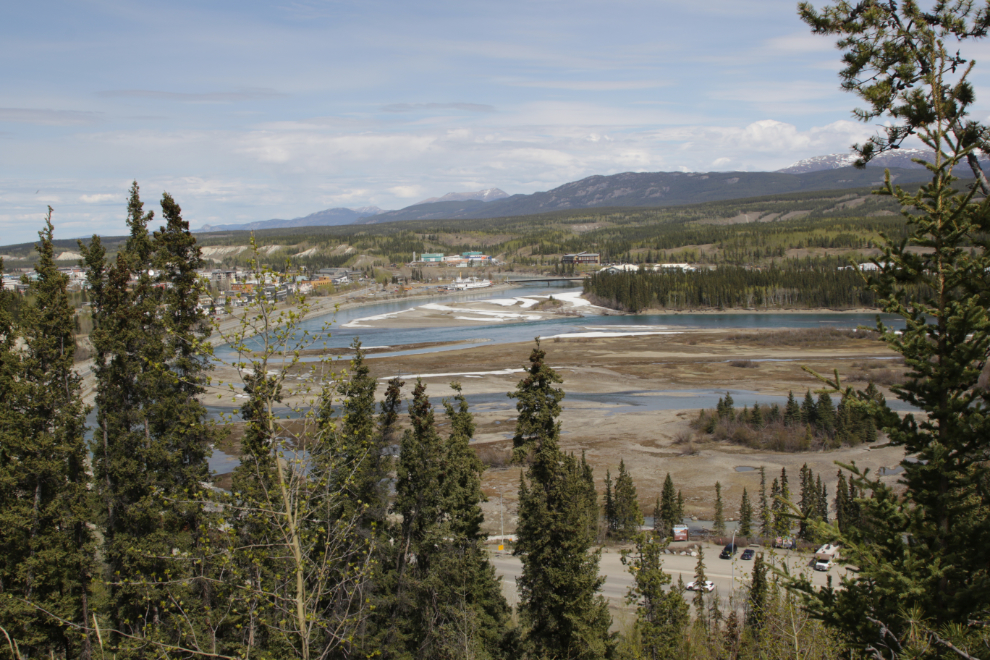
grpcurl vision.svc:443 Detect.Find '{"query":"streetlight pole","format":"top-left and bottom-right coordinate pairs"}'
top-left (731, 528), bottom-right (736, 600)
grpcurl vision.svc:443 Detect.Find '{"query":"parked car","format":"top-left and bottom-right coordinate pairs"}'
top-left (686, 580), bottom-right (715, 592)
top-left (719, 543), bottom-right (738, 559)
top-left (741, 549), bottom-right (755, 560)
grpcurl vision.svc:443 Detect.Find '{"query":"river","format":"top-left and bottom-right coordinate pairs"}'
top-left (213, 283), bottom-right (901, 363)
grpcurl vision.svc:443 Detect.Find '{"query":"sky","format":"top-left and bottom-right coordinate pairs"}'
top-left (4, 0), bottom-right (990, 245)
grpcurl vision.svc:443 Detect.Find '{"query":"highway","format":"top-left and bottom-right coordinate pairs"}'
top-left (490, 541), bottom-right (844, 608)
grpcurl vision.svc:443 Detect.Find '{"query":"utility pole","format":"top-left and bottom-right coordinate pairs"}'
top-left (730, 528), bottom-right (736, 599)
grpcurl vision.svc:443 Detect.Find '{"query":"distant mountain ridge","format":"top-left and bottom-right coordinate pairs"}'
top-left (197, 156), bottom-right (964, 234)
top-left (356, 166), bottom-right (935, 224)
top-left (197, 206), bottom-right (386, 232)
top-left (414, 188), bottom-right (508, 205)
top-left (777, 148), bottom-right (990, 173)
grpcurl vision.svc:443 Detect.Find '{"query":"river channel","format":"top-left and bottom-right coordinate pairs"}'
top-left (213, 283), bottom-right (901, 363)
top-left (159, 284), bottom-right (908, 474)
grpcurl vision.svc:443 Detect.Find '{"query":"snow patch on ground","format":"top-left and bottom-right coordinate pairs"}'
top-left (343, 308), bottom-right (416, 328)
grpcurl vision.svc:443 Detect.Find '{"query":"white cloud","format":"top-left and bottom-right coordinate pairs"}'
top-left (79, 193), bottom-right (119, 203)
top-left (389, 185), bottom-right (425, 198)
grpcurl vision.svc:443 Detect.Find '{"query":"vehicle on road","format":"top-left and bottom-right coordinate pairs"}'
top-left (814, 543), bottom-right (840, 571)
top-left (741, 549), bottom-right (755, 560)
top-left (719, 543), bottom-right (738, 559)
top-left (686, 580), bottom-right (715, 592)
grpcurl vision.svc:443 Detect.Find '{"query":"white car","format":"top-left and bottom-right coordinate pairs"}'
top-left (686, 580), bottom-right (715, 592)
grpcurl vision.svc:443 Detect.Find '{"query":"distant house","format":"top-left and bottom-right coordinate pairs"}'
top-left (601, 264), bottom-right (639, 274)
top-left (462, 251), bottom-right (484, 258)
top-left (421, 253), bottom-right (444, 263)
top-left (654, 263), bottom-right (696, 272)
top-left (562, 252), bottom-right (600, 265)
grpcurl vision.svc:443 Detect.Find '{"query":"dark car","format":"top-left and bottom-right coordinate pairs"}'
top-left (719, 543), bottom-right (738, 559)
top-left (741, 549), bottom-right (755, 560)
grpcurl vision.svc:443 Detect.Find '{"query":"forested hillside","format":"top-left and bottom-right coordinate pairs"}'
top-left (2, 182), bottom-right (921, 277)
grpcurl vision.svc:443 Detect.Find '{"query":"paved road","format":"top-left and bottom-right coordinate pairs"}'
top-left (490, 541), bottom-right (844, 608)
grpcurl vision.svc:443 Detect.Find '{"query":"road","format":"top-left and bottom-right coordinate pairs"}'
top-left (490, 541), bottom-right (843, 609)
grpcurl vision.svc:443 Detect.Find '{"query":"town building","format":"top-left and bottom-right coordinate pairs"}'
top-left (562, 252), bottom-right (601, 265)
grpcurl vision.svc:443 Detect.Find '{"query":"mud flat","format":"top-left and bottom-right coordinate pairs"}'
top-left (206, 325), bottom-right (911, 537)
top-left (355, 328), bottom-right (908, 536)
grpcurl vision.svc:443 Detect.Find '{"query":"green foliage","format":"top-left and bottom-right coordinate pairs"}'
top-left (788, 2), bottom-right (990, 655)
top-left (695, 388), bottom-right (881, 452)
top-left (382, 379), bottom-right (513, 659)
top-left (691, 546), bottom-right (708, 620)
top-left (0, 210), bottom-right (95, 658)
top-left (584, 265), bottom-right (894, 313)
top-left (622, 534), bottom-right (689, 660)
top-left (739, 488), bottom-right (753, 538)
top-left (654, 473), bottom-right (680, 537)
top-left (512, 342), bottom-right (614, 659)
top-left (605, 459), bottom-right (643, 540)
top-left (712, 482), bottom-right (725, 537)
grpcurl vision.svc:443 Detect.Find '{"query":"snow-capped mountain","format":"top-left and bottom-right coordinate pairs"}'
top-left (778, 149), bottom-right (933, 173)
top-left (414, 188), bottom-right (509, 205)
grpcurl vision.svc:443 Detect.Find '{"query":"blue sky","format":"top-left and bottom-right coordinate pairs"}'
top-left (3, 0), bottom-right (986, 244)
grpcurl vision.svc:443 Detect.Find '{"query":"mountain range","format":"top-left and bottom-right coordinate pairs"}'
top-left (196, 151), bottom-right (981, 233)
top-left (198, 206), bottom-right (387, 232)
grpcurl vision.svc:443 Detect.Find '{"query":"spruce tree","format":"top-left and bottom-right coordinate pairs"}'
top-left (798, 464), bottom-right (814, 541)
top-left (784, 391), bottom-right (801, 426)
top-left (388, 380), bottom-right (513, 658)
top-left (80, 184), bottom-right (177, 643)
top-left (800, 390), bottom-right (817, 427)
top-left (713, 482), bottom-right (726, 537)
top-left (317, 340), bottom-right (383, 528)
top-left (603, 469), bottom-right (616, 534)
top-left (747, 553), bottom-right (769, 630)
top-left (816, 392), bottom-right (836, 437)
top-left (750, 402), bottom-right (763, 427)
top-left (739, 488), bottom-right (753, 538)
top-left (758, 466), bottom-right (771, 538)
top-left (624, 533), bottom-right (688, 659)
top-left (691, 546), bottom-right (708, 620)
top-left (659, 473), bottom-right (678, 535)
top-left (834, 471), bottom-right (849, 533)
top-left (0, 212), bottom-right (95, 658)
top-left (512, 341), bottom-right (613, 659)
top-left (770, 478), bottom-right (785, 537)
top-left (613, 459), bottom-right (643, 539)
